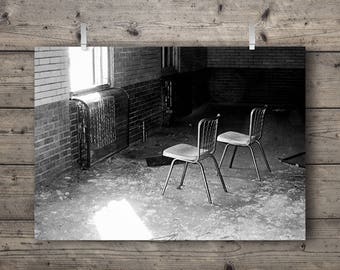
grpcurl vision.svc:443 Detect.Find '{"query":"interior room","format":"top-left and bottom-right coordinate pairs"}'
top-left (34, 46), bottom-right (305, 240)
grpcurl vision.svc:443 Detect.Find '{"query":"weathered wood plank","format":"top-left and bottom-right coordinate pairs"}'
top-left (0, 108), bottom-right (339, 219)
top-left (0, 4), bottom-right (339, 268)
top-left (0, 109), bottom-right (33, 134)
top-left (306, 52), bottom-right (340, 108)
top-left (0, 164), bottom-right (339, 220)
top-left (306, 165), bottom-right (340, 218)
top-left (306, 219), bottom-right (340, 239)
top-left (0, 1), bottom-right (340, 50)
top-left (0, 218), bottom-right (337, 239)
top-left (0, 134), bottom-right (34, 164)
top-left (306, 109), bottom-right (340, 164)
top-left (0, 109), bottom-right (34, 164)
top-left (0, 51), bottom-right (339, 110)
top-left (0, 219), bottom-right (339, 269)
top-left (1, 108), bottom-right (339, 165)
top-left (1, 51), bottom-right (340, 109)
top-left (0, 165), bottom-right (34, 195)
top-left (0, 52), bottom-right (34, 108)
top-left (0, 195), bottom-right (33, 220)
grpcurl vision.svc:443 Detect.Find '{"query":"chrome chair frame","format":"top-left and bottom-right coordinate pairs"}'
top-left (218, 107), bottom-right (271, 181)
top-left (161, 114), bottom-right (227, 204)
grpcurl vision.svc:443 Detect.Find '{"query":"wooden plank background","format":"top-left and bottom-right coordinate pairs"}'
top-left (0, 0), bottom-right (340, 269)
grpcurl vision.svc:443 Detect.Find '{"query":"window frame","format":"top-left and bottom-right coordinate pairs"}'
top-left (69, 47), bottom-right (111, 95)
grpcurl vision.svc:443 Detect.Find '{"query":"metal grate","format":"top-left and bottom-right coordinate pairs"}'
top-left (72, 94), bottom-right (116, 168)
top-left (87, 98), bottom-right (116, 149)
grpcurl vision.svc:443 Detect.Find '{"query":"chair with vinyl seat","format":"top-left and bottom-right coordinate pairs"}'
top-left (161, 114), bottom-right (227, 204)
top-left (217, 106), bottom-right (271, 181)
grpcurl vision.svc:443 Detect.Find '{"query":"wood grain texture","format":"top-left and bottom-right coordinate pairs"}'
top-left (306, 165), bottom-right (340, 218)
top-left (306, 52), bottom-right (340, 108)
top-left (0, 220), bottom-right (339, 269)
top-left (306, 109), bottom-right (340, 164)
top-left (1, 108), bottom-right (340, 165)
top-left (0, 1), bottom-right (340, 50)
top-left (0, 164), bottom-right (339, 220)
top-left (0, 109), bottom-right (34, 164)
top-left (0, 165), bottom-right (34, 195)
top-left (2, 51), bottom-right (340, 109)
top-left (1, 1), bottom-right (340, 268)
top-left (0, 52), bottom-right (34, 108)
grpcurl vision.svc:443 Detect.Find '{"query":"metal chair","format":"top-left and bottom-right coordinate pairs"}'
top-left (217, 106), bottom-right (271, 181)
top-left (161, 114), bottom-right (227, 204)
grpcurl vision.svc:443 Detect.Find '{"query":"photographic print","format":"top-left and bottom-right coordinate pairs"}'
top-left (35, 46), bottom-right (305, 240)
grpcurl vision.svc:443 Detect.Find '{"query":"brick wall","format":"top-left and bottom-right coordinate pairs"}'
top-left (208, 68), bottom-right (305, 106)
top-left (207, 47), bottom-right (305, 69)
top-left (35, 101), bottom-right (71, 183)
top-left (113, 47), bottom-right (161, 88)
top-left (180, 47), bottom-right (207, 73)
top-left (69, 103), bottom-right (78, 164)
top-left (34, 47), bottom-right (72, 183)
top-left (112, 47), bottom-right (163, 143)
top-left (206, 47), bottom-right (305, 106)
top-left (34, 47), bottom-right (69, 106)
top-left (35, 46), bottom-right (163, 180)
top-left (124, 80), bottom-right (162, 142)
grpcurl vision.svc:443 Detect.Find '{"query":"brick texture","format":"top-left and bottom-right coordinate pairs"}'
top-left (35, 100), bottom-right (71, 183)
top-left (206, 47), bottom-right (305, 106)
top-left (113, 47), bottom-right (161, 88)
top-left (207, 47), bottom-right (305, 69)
top-left (208, 68), bottom-right (305, 106)
top-left (34, 47), bottom-right (70, 106)
top-left (112, 47), bottom-right (163, 143)
top-left (180, 47), bottom-right (207, 72)
top-left (123, 80), bottom-right (162, 143)
top-left (34, 47), bottom-right (72, 183)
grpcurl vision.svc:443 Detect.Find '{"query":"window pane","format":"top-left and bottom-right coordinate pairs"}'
top-left (102, 47), bottom-right (109, 85)
top-left (69, 47), bottom-right (94, 92)
top-left (69, 47), bottom-right (109, 92)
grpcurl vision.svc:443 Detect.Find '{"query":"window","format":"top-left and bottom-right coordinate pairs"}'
top-left (161, 47), bottom-right (180, 71)
top-left (69, 47), bottom-right (109, 92)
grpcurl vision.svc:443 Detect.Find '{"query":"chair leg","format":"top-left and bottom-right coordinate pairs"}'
top-left (177, 162), bottom-right (188, 189)
top-left (248, 145), bottom-right (261, 181)
top-left (219, 144), bottom-right (230, 168)
top-left (162, 159), bottom-right (177, 195)
top-left (210, 155), bottom-right (228, 192)
top-left (256, 141), bottom-right (271, 172)
top-left (229, 146), bottom-right (238, 168)
top-left (196, 161), bottom-right (212, 204)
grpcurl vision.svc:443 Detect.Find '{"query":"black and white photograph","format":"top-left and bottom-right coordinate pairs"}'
top-left (34, 46), bottom-right (305, 240)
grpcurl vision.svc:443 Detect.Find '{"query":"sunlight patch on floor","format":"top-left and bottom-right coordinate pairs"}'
top-left (92, 199), bottom-right (153, 240)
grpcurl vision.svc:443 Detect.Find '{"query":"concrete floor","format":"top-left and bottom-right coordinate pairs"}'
top-left (35, 107), bottom-right (305, 240)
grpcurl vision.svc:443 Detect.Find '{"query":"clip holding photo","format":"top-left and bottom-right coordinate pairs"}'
top-left (249, 23), bottom-right (256, 50)
top-left (80, 23), bottom-right (87, 51)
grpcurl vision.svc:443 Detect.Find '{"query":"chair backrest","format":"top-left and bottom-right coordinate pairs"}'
top-left (249, 106), bottom-right (267, 141)
top-left (197, 114), bottom-right (220, 158)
